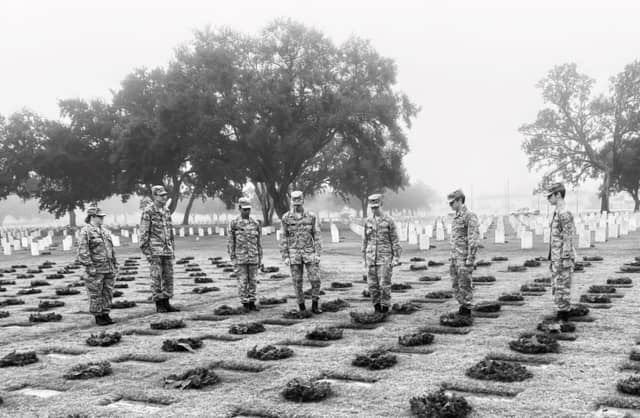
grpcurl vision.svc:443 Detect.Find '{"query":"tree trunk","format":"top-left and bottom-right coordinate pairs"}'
top-left (361, 197), bottom-right (368, 219)
top-left (269, 182), bottom-right (291, 220)
top-left (68, 209), bottom-right (76, 228)
top-left (600, 172), bottom-right (611, 213)
top-left (182, 192), bottom-right (197, 225)
top-left (632, 189), bottom-right (640, 212)
top-left (254, 182), bottom-right (275, 226)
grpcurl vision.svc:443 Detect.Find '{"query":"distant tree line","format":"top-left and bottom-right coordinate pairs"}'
top-left (521, 61), bottom-right (640, 212)
top-left (0, 19), bottom-right (419, 226)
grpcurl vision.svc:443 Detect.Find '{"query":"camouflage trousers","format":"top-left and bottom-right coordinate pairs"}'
top-left (150, 256), bottom-right (174, 301)
top-left (85, 272), bottom-right (115, 314)
top-left (367, 264), bottom-right (393, 307)
top-left (450, 261), bottom-right (474, 308)
top-left (290, 262), bottom-right (321, 305)
top-left (551, 261), bottom-right (573, 311)
top-left (236, 264), bottom-right (259, 303)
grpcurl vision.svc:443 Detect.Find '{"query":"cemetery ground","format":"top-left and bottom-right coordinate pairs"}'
top-left (0, 223), bottom-right (640, 417)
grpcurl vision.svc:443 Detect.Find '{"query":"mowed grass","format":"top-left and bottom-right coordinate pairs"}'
top-left (0, 223), bottom-right (639, 417)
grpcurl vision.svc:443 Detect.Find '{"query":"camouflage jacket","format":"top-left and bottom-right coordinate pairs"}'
top-left (139, 203), bottom-right (175, 258)
top-left (449, 205), bottom-right (479, 264)
top-left (362, 213), bottom-right (402, 266)
top-left (77, 224), bottom-right (117, 273)
top-left (279, 210), bottom-right (322, 264)
top-left (228, 216), bottom-right (262, 264)
top-left (548, 203), bottom-right (576, 261)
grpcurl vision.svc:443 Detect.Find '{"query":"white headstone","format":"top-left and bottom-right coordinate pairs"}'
top-left (198, 228), bottom-right (205, 237)
top-left (595, 227), bottom-right (607, 243)
top-left (21, 237), bottom-right (29, 248)
top-left (207, 227), bottom-right (213, 235)
top-left (13, 239), bottom-right (21, 250)
top-left (112, 235), bottom-right (121, 247)
top-left (608, 223), bottom-right (619, 239)
top-left (188, 227), bottom-right (194, 236)
top-left (578, 230), bottom-right (591, 249)
top-left (543, 228), bottom-right (550, 244)
top-left (418, 234), bottom-right (430, 250)
top-left (435, 228), bottom-right (445, 241)
top-left (620, 221), bottom-right (629, 236)
top-left (408, 230), bottom-right (418, 245)
top-left (179, 228), bottom-right (185, 238)
top-left (330, 223), bottom-right (340, 244)
top-left (520, 230), bottom-right (533, 249)
top-left (494, 229), bottom-right (505, 244)
top-left (62, 237), bottom-right (72, 251)
top-left (30, 242), bottom-right (40, 256)
top-left (131, 233), bottom-right (139, 244)
top-left (3, 243), bottom-right (11, 256)
top-left (276, 229), bottom-right (282, 241)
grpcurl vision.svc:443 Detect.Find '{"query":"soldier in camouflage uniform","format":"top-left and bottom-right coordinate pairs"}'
top-left (362, 194), bottom-right (401, 313)
top-left (280, 190), bottom-right (323, 313)
top-left (77, 206), bottom-right (117, 326)
top-left (448, 189), bottom-right (479, 316)
top-left (140, 185), bottom-right (180, 313)
top-left (547, 182), bottom-right (576, 322)
top-left (228, 197), bottom-right (262, 311)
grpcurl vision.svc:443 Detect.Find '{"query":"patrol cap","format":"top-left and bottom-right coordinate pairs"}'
top-left (291, 190), bottom-right (304, 205)
top-left (546, 182), bottom-right (565, 197)
top-left (447, 189), bottom-right (465, 204)
top-left (238, 197), bottom-right (252, 209)
top-left (152, 185), bottom-right (168, 196)
top-left (368, 193), bottom-right (382, 208)
top-left (84, 206), bottom-right (107, 223)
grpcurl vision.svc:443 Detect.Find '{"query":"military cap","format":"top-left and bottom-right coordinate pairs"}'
top-left (447, 189), bottom-right (465, 203)
top-left (546, 182), bottom-right (565, 197)
top-left (368, 193), bottom-right (382, 208)
top-left (291, 190), bottom-right (304, 205)
top-left (151, 185), bottom-right (168, 196)
top-left (84, 206), bottom-right (107, 224)
top-left (238, 197), bottom-right (252, 209)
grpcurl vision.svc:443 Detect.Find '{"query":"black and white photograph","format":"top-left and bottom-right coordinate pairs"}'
top-left (1, 1), bottom-right (640, 416)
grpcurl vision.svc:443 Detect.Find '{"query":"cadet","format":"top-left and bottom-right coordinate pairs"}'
top-left (77, 206), bottom-right (117, 326)
top-left (547, 183), bottom-right (576, 322)
top-left (280, 190), bottom-right (323, 313)
top-left (228, 197), bottom-right (263, 311)
top-left (362, 194), bottom-right (401, 313)
top-left (448, 189), bottom-right (479, 316)
top-left (139, 185), bottom-right (180, 313)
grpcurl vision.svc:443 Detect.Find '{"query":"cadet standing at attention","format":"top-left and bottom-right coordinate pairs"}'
top-left (547, 182), bottom-right (576, 322)
top-left (228, 197), bottom-right (262, 311)
top-left (280, 190), bottom-right (323, 313)
top-left (362, 194), bottom-right (401, 313)
top-left (448, 189), bottom-right (479, 316)
top-left (139, 185), bottom-right (180, 313)
top-left (77, 205), bottom-right (117, 326)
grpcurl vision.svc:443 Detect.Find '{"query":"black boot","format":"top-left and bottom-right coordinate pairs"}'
top-left (102, 313), bottom-right (114, 325)
top-left (249, 301), bottom-right (260, 311)
top-left (164, 299), bottom-right (180, 312)
top-left (298, 303), bottom-right (306, 312)
top-left (380, 305), bottom-right (389, 314)
top-left (156, 300), bottom-right (168, 313)
top-left (557, 310), bottom-right (570, 322)
top-left (458, 305), bottom-right (472, 316)
top-left (242, 302), bottom-right (251, 311)
top-left (312, 300), bottom-right (322, 314)
top-left (94, 314), bottom-right (106, 325)
top-left (374, 303), bottom-right (382, 312)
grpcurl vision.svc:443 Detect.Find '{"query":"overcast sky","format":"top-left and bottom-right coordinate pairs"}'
top-left (2, 0), bottom-right (639, 199)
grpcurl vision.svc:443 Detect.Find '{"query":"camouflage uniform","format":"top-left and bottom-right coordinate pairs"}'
top-left (140, 199), bottom-right (175, 302)
top-left (77, 212), bottom-right (117, 315)
top-left (362, 206), bottom-right (401, 308)
top-left (449, 203), bottom-right (479, 309)
top-left (280, 206), bottom-right (322, 305)
top-left (228, 215), bottom-right (262, 304)
top-left (548, 202), bottom-right (576, 312)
